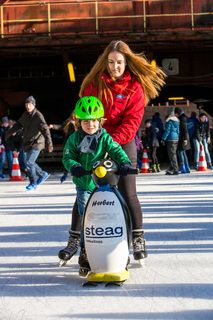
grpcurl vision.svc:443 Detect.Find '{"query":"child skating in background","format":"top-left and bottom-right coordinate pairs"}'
top-left (142, 119), bottom-right (160, 173)
top-left (59, 96), bottom-right (132, 272)
top-left (135, 133), bottom-right (143, 172)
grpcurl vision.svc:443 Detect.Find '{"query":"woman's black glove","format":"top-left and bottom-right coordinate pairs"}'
top-left (71, 165), bottom-right (87, 177)
top-left (119, 163), bottom-right (132, 176)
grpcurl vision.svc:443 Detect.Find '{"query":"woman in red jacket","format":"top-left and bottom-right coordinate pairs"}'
top-left (58, 40), bottom-right (166, 263)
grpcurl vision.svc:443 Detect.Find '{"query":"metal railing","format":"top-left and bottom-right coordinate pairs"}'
top-left (0, 0), bottom-right (212, 38)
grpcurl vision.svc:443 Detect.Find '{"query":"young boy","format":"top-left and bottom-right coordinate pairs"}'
top-left (60, 96), bottom-right (132, 271)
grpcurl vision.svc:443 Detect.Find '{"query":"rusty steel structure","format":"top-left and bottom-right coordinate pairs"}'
top-left (0, 0), bottom-right (212, 46)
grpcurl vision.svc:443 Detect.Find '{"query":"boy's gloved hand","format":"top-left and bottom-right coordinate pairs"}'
top-left (119, 163), bottom-right (132, 176)
top-left (71, 165), bottom-right (87, 177)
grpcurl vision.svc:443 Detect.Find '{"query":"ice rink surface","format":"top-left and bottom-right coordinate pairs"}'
top-left (0, 171), bottom-right (213, 320)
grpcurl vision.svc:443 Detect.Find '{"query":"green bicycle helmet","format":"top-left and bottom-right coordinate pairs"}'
top-left (74, 96), bottom-right (104, 120)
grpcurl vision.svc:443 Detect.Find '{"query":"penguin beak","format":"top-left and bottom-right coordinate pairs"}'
top-left (94, 166), bottom-right (107, 178)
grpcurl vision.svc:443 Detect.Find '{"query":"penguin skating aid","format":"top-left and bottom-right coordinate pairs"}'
top-left (79, 159), bottom-right (137, 286)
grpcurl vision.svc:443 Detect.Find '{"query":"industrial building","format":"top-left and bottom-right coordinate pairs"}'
top-left (0, 0), bottom-right (213, 122)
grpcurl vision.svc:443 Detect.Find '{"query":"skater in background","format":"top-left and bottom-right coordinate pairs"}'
top-left (59, 96), bottom-right (132, 271)
top-left (142, 119), bottom-right (160, 172)
top-left (152, 111), bottom-right (164, 143)
top-left (187, 111), bottom-right (197, 141)
top-left (8, 120), bottom-right (27, 174)
top-left (193, 112), bottom-right (212, 170)
top-left (162, 108), bottom-right (180, 175)
top-left (0, 135), bottom-right (5, 178)
top-left (49, 112), bottom-right (76, 183)
top-left (174, 107), bottom-right (191, 173)
top-left (135, 132), bottom-right (143, 171)
top-left (6, 96), bottom-right (53, 190)
top-left (0, 116), bottom-right (13, 177)
top-left (60, 39), bottom-right (166, 262)
top-left (187, 111), bottom-right (197, 166)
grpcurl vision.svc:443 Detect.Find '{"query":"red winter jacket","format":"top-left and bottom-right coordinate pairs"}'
top-left (83, 71), bottom-right (145, 145)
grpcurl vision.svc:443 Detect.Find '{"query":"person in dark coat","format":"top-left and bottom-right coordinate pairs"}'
top-left (175, 107), bottom-right (191, 173)
top-left (187, 111), bottom-right (197, 166)
top-left (0, 134), bottom-right (6, 178)
top-left (135, 132), bottom-right (143, 171)
top-left (142, 119), bottom-right (160, 172)
top-left (193, 112), bottom-right (212, 170)
top-left (152, 112), bottom-right (164, 142)
top-left (6, 96), bottom-right (53, 190)
top-left (8, 120), bottom-right (27, 174)
top-left (0, 116), bottom-right (14, 177)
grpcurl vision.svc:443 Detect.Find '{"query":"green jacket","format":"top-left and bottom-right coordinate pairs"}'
top-left (63, 128), bottom-right (131, 191)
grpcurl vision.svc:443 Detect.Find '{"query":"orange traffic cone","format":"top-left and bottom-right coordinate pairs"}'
top-left (197, 143), bottom-right (207, 171)
top-left (10, 151), bottom-right (24, 181)
top-left (141, 148), bottom-right (150, 173)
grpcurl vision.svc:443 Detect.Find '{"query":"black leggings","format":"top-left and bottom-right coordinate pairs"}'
top-left (150, 146), bottom-right (158, 164)
top-left (70, 139), bottom-right (143, 232)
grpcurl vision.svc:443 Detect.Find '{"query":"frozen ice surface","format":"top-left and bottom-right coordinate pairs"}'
top-left (0, 171), bottom-right (213, 320)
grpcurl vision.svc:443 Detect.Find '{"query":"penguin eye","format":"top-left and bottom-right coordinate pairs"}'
top-left (104, 160), bottom-right (113, 168)
top-left (93, 161), bottom-right (101, 169)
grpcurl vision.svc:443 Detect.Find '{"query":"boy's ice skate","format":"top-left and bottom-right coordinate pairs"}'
top-left (58, 232), bottom-right (80, 266)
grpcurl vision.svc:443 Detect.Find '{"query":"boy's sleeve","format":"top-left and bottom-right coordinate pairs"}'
top-left (62, 134), bottom-right (81, 171)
